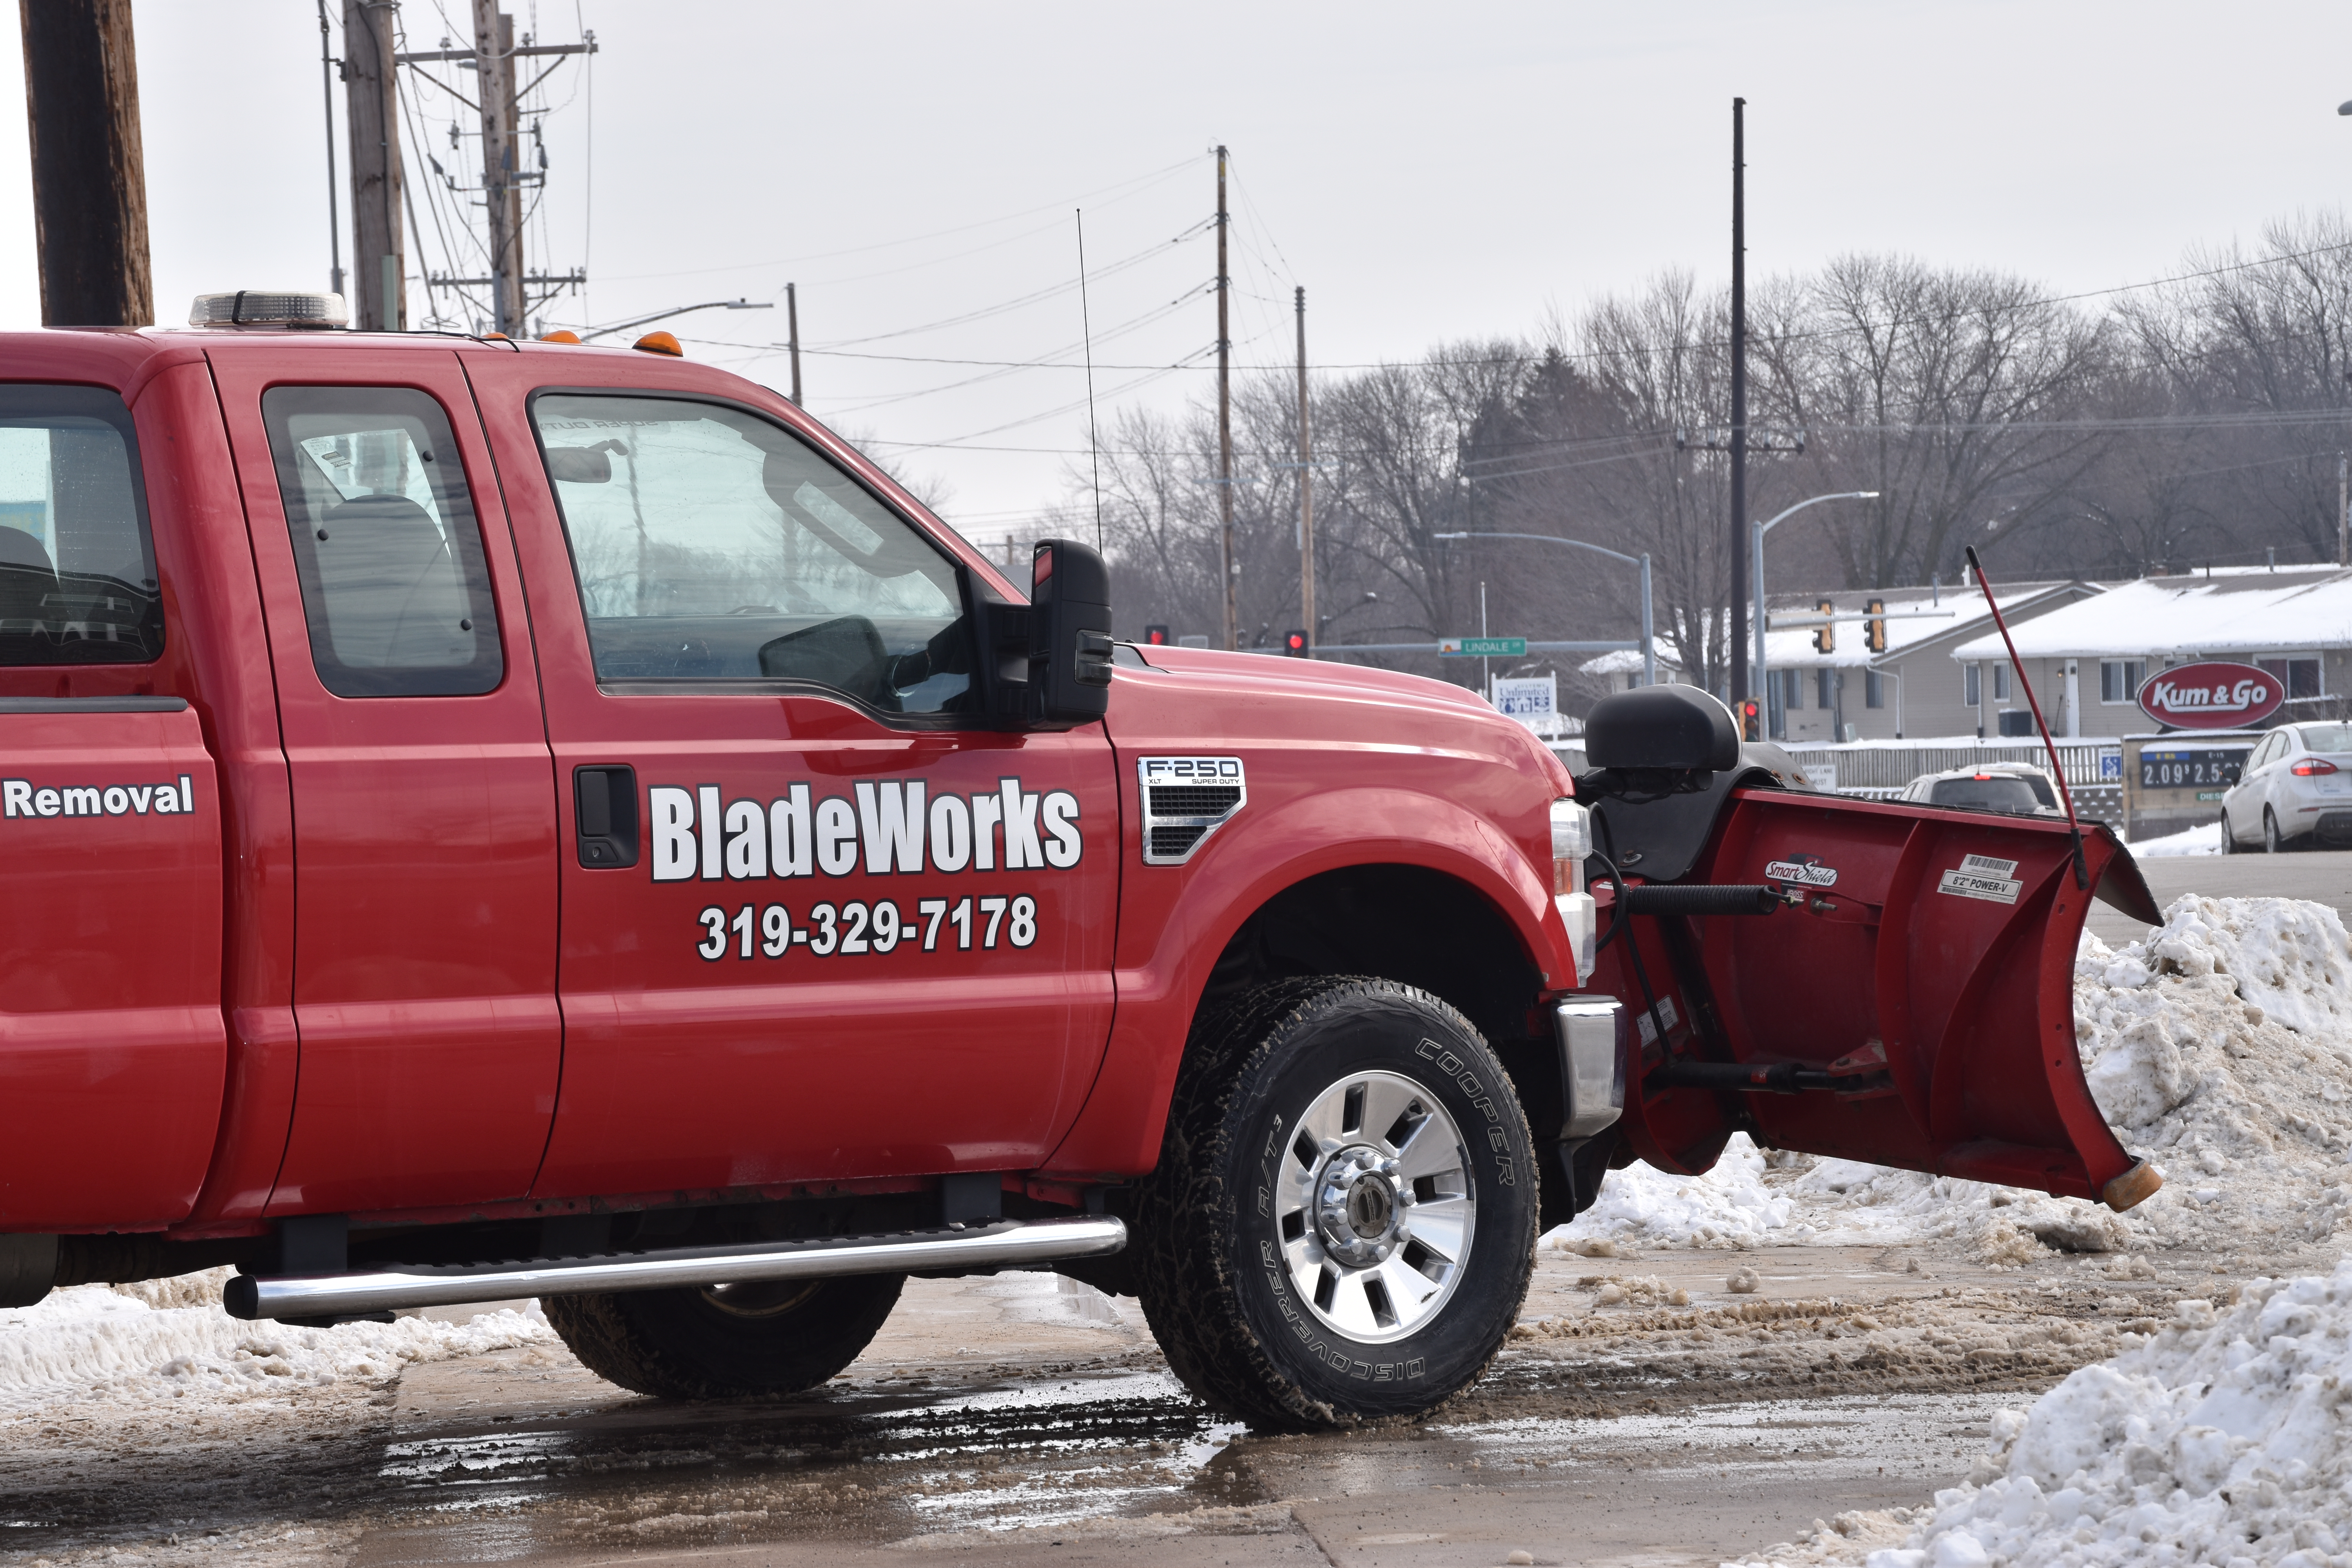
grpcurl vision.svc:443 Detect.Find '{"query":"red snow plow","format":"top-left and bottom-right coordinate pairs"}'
top-left (1576, 686), bottom-right (2164, 1213)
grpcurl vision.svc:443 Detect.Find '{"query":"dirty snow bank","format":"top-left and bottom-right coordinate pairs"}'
top-left (1843, 1261), bottom-right (2352, 1568)
top-left (0, 1267), bottom-right (555, 1416)
top-left (1551, 896), bottom-right (2352, 1259)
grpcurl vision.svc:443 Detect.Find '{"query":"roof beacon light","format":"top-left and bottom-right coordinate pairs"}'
top-left (189, 290), bottom-right (348, 330)
top-left (633, 330), bottom-right (684, 357)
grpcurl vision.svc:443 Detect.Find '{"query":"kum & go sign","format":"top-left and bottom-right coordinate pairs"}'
top-left (2136, 660), bottom-right (2283, 730)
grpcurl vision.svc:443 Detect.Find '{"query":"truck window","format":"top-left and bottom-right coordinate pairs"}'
top-left (0, 384), bottom-right (163, 665)
top-left (530, 393), bottom-right (971, 715)
top-left (261, 387), bottom-right (504, 697)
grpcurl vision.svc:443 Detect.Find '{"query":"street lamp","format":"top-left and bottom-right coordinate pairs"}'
top-left (1432, 532), bottom-right (1653, 686)
top-left (578, 298), bottom-right (773, 343)
top-left (1751, 491), bottom-right (1880, 718)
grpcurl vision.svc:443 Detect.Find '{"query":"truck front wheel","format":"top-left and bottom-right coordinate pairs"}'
top-left (1134, 976), bottom-right (1537, 1429)
top-left (542, 1273), bottom-right (902, 1399)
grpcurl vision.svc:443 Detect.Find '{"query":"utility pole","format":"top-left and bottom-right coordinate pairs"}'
top-left (786, 282), bottom-right (802, 405)
top-left (19, 0), bottom-right (151, 326)
top-left (1297, 285), bottom-right (1315, 653)
top-left (1216, 144), bottom-right (1237, 651)
top-left (1728, 96), bottom-right (1749, 705)
top-left (317, 1), bottom-right (344, 298)
top-left (345, 1), bottom-right (404, 330)
top-left (2338, 453), bottom-right (2347, 567)
top-left (471, 2), bottom-right (526, 336)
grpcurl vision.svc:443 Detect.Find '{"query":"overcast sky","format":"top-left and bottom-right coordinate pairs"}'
top-left (0, 3), bottom-right (2347, 540)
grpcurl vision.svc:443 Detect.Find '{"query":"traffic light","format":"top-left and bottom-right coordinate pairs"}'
top-left (1739, 698), bottom-right (1762, 741)
top-left (1143, 624), bottom-right (1170, 646)
top-left (1813, 599), bottom-right (1836, 655)
top-left (1865, 598), bottom-right (1887, 654)
top-left (1283, 629), bottom-right (1308, 657)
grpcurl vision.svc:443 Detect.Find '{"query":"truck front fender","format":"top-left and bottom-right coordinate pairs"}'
top-left (1038, 782), bottom-right (1573, 1180)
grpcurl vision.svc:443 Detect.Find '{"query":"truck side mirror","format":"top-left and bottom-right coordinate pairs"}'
top-left (1029, 538), bottom-right (1113, 724)
top-left (963, 538), bottom-right (1114, 731)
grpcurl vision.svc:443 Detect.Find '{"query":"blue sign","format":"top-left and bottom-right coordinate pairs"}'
top-left (2099, 751), bottom-right (2121, 782)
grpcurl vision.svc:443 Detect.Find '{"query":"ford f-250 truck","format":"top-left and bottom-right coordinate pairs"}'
top-left (0, 293), bottom-right (2164, 1430)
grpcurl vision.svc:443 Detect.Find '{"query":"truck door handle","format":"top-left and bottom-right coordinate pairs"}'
top-left (574, 765), bottom-right (639, 869)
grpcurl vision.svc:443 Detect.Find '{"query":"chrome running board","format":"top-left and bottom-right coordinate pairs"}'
top-left (223, 1214), bottom-right (1126, 1323)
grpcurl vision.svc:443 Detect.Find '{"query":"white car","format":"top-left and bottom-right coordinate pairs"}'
top-left (2220, 722), bottom-right (2352, 852)
top-left (1897, 762), bottom-right (2063, 817)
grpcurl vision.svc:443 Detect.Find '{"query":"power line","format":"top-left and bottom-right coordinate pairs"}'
top-left (586, 154), bottom-right (1205, 285)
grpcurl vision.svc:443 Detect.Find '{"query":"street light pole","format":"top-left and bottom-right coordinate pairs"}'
top-left (1433, 532), bottom-right (1655, 687)
top-left (1749, 490), bottom-right (1880, 718)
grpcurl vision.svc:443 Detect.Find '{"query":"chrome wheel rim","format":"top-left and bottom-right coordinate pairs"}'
top-left (1272, 1068), bottom-right (1475, 1343)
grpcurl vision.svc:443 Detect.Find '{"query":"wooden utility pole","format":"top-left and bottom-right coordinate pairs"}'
top-left (19, 0), bottom-right (151, 327)
top-left (1728, 96), bottom-right (1749, 704)
top-left (1216, 145), bottom-right (1236, 650)
top-left (786, 282), bottom-right (802, 404)
top-left (471, 2), bottom-right (526, 336)
top-left (1296, 285), bottom-right (1315, 652)
top-left (345, 1), bottom-right (404, 330)
top-left (317, 1), bottom-right (344, 297)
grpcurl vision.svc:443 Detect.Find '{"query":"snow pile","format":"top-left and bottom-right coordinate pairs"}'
top-left (1859, 1262), bottom-right (2352, 1568)
top-left (1553, 897), bottom-right (2352, 1260)
top-left (2129, 820), bottom-right (2221, 857)
top-left (1541, 1132), bottom-right (1793, 1250)
top-left (0, 1268), bottom-right (555, 1415)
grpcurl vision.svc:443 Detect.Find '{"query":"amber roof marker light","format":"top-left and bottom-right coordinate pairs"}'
top-left (633, 330), bottom-right (684, 357)
top-left (539, 329), bottom-right (583, 344)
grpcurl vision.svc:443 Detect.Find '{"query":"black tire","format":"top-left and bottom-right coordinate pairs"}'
top-left (2220, 809), bottom-right (2238, 854)
top-left (541, 1273), bottom-right (903, 1399)
top-left (2265, 807), bottom-right (2285, 854)
top-left (1133, 976), bottom-right (1538, 1431)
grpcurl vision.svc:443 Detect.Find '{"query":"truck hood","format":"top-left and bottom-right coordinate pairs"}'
top-left (1116, 643), bottom-right (1571, 793)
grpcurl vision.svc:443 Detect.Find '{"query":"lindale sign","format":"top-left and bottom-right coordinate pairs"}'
top-left (2135, 660), bottom-right (2283, 730)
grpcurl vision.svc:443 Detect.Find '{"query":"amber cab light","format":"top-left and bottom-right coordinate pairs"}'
top-left (633, 330), bottom-right (684, 357)
top-left (540, 329), bottom-right (583, 344)
top-left (2293, 757), bottom-right (2339, 776)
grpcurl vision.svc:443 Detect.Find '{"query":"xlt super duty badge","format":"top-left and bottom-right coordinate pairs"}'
top-left (1138, 757), bottom-right (1245, 866)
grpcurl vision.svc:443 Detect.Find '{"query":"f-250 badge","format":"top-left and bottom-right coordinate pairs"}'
top-left (1763, 853), bottom-right (1837, 888)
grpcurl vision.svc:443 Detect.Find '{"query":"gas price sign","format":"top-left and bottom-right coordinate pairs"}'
top-left (2136, 748), bottom-right (2247, 789)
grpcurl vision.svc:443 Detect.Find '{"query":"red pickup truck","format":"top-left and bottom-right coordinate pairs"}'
top-left (0, 298), bottom-right (2162, 1430)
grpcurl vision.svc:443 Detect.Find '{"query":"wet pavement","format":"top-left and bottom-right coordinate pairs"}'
top-left (4, 1241), bottom-right (2231, 1568)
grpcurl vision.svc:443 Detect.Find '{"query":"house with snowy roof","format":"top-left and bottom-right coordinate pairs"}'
top-left (1949, 565), bottom-right (2352, 737)
top-left (1759, 577), bottom-right (2104, 743)
top-left (1568, 578), bottom-right (2104, 741)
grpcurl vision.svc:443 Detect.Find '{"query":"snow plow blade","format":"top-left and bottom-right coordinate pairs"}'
top-left (1597, 788), bottom-right (2158, 1212)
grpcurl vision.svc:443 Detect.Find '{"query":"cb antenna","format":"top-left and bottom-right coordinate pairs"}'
top-left (1077, 209), bottom-right (1102, 552)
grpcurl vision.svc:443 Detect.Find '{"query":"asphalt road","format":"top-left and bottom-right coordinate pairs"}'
top-left (12, 1226), bottom-right (2277, 1568)
top-left (2085, 846), bottom-right (2352, 946)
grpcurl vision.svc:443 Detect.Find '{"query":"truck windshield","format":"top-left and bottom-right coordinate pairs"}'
top-left (531, 394), bottom-right (972, 716)
top-left (1927, 775), bottom-right (2043, 813)
top-left (0, 385), bottom-right (162, 665)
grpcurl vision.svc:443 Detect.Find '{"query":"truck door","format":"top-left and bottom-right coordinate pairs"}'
top-left (466, 374), bottom-right (1118, 1197)
top-left (210, 354), bottom-right (559, 1215)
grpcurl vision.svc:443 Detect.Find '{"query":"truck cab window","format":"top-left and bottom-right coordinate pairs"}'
top-left (261, 387), bottom-right (503, 697)
top-left (530, 393), bottom-right (971, 715)
top-left (0, 385), bottom-right (162, 665)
